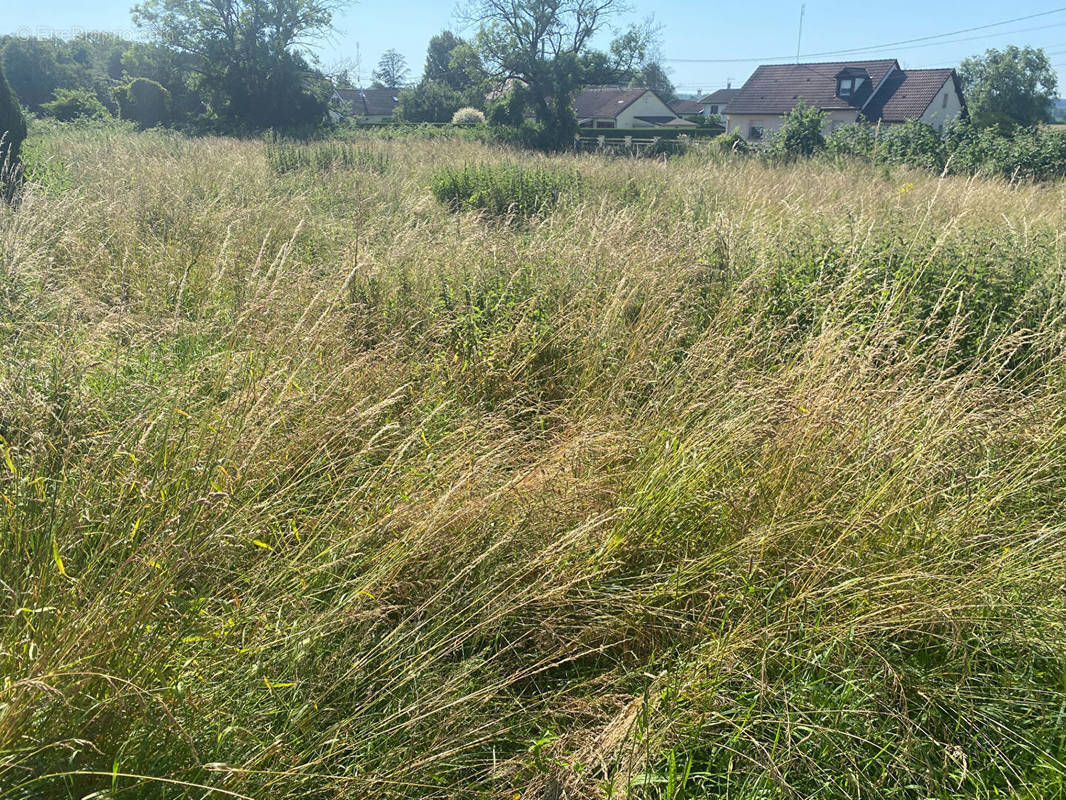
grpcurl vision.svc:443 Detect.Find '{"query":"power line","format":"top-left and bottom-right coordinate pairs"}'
top-left (663, 5), bottom-right (1066, 64)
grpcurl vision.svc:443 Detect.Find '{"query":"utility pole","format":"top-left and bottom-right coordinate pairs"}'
top-left (796, 4), bottom-right (805, 63)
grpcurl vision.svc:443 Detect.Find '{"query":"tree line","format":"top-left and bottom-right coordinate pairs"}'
top-left (0, 0), bottom-right (1062, 180)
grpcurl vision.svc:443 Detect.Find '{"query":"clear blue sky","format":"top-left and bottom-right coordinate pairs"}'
top-left (3, 0), bottom-right (1065, 95)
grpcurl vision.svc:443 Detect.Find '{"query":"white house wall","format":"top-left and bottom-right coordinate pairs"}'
top-left (617, 92), bottom-right (678, 128)
top-left (918, 79), bottom-right (964, 133)
top-left (726, 109), bottom-right (858, 141)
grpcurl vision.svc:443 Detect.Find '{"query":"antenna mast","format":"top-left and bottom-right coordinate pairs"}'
top-left (796, 4), bottom-right (805, 63)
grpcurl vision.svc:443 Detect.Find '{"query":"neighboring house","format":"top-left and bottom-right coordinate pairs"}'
top-left (330, 88), bottom-right (401, 122)
top-left (725, 59), bottom-right (965, 141)
top-left (669, 98), bottom-right (704, 118)
top-left (575, 87), bottom-right (697, 129)
top-left (696, 87), bottom-right (739, 118)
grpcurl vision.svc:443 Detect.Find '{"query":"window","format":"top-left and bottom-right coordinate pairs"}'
top-left (708, 104), bottom-right (719, 114)
top-left (594, 120), bottom-right (615, 129)
top-left (749, 123), bottom-right (764, 140)
top-left (838, 78), bottom-right (853, 97)
top-left (942, 91), bottom-right (948, 108)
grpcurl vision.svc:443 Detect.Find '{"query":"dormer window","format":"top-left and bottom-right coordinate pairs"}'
top-left (835, 68), bottom-right (869, 100)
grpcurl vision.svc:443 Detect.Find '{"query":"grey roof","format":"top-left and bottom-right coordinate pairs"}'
top-left (669, 98), bottom-right (703, 115)
top-left (728, 60), bottom-right (899, 114)
top-left (574, 87), bottom-right (653, 119)
top-left (697, 88), bottom-right (740, 105)
top-left (334, 88), bottom-right (401, 117)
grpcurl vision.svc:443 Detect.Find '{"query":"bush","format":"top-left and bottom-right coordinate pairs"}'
top-left (875, 119), bottom-right (946, 170)
top-left (40, 88), bottom-right (110, 122)
top-left (0, 60), bottom-right (27, 180)
top-left (451, 106), bottom-right (486, 125)
top-left (770, 98), bottom-right (827, 157)
top-left (113, 78), bottom-right (172, 129)
top-left (431, 163), bottom-right (577, 217)
top-left (825, 123), bottom-right (874, 159)
top-left (712, 129), bottom-right (752, 155)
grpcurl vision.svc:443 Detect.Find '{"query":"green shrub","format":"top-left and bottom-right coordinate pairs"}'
top-left (265, 139), bottom-right (390, 174)
top-left (113, 78), bottom-right (172, 129)
top-left (769, 98), bottom-right (828, 158)
top-left (40, 88), bottom-right (110, 122)
top-left (944, 119), bottom-right (1066, 180)
top-left (430, 163), bottom-right (577, 217)
top-left (0, 60), bottom-right (27, 181)
top-left (712, 129), bottom-right (751, 155)
top-left (825, 123), bottom-right (874, 159)
top-left (875, 119), bottom-right (946, 170)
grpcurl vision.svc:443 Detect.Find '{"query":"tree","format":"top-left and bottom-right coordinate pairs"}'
top-left (631, 61), bottom-right (673, 99)
top-left (2, 37), bottom-right (73, 111)
top-left (398, 81), bottom-right (464, 122)
top-left (113, 78), bottom-right (173, 128)
top-left (465, 0), bottom-right (655, 149)
top-left (41, 88), bottom-right (110, 121)
top-left (772, 99), bottom-right (827, 157)
top-left (132, 0), bottom-right (346, 128)
top-left (0, 59), bottom-right (27, 182)
top-left (121, 43), bottom-right (203, 123)
top-left (424, 32), bottom-right (464, 88)
top-left (371, 49), bottom-right (409, 89)
top-left (959, 46), bottom-right (1057, 133)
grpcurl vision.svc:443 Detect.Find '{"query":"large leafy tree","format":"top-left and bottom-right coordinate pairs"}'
top-left (371, 49), bottom-right (409, 88)
top-left (1, 37), bottom-right (77, 111)
top-left (131, 0), bottom-right (346, 127)
top-left (464, 0), bottom-right (656, 148)
top-left (959, 45), bottom-right (1057, 133)
top-left (424, 31), bottom-right (465, 88)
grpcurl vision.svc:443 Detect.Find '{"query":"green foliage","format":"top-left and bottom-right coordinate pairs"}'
top-left (470, 0), bottom-right (656, 149)
top-left (371, 48), bottom-right (409, 89)
top-left (944, 118), bottom-right (1066, 180)
top-left (398, 81), bottom-right (465, 123)
top-left (769, 98), bottom-right (828, 158)
top-left (959, 45), bottom-right (1058, 133)
top-left (1, 36), bottom-right (71, 111)
top-left (630, 61), bottom-right (675, 100)
top-left (131, 0), bottom-right (339, 129)
top-left (875, 119), bottom-right (946, 170)
top-left (41, 87), bottom-right (110, 121)
top-left (431, 162), bottom-right (577, 216)
top-left (113, 77), bottom-right (172, 129)
top-left (825, 123), bottom-right (874, 158)
top-left (0, 58), bottom-right (27, 177)
top-left (265, 139), bottom-right (390, 174)
top-left (713, 129), bottom-right (752, 154)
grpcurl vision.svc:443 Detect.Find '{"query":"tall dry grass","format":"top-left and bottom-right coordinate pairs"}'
top-left (0, 126), bottom-right (1064, 799)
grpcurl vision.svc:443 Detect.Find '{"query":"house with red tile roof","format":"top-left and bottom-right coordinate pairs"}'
top-left (725, 59), bottom-right (965, 142)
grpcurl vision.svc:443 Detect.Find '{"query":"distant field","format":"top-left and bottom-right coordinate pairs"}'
top-left (2, 125), bottom-right (1066, 799)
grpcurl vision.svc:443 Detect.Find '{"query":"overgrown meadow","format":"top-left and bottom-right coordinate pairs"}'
top-left (2, 126), bottom-right (1066, 799)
